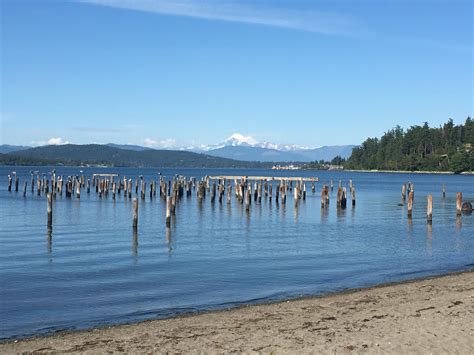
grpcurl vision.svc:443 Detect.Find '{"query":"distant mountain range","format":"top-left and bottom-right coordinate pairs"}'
top-left (0, 133), bottom-right (355, 163)
top-left (0, 144), bottom-right (271, 168)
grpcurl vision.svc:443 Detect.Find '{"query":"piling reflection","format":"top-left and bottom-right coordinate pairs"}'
top-left (47, 226), bottom-right (52, 255)
top-left (426, 223), bottom-right (433, 256)
top-left (320, 206), bottom-right (329, 223)
top-left (166, 226), bottom-right (173, 254)
top-left (293, 202), bottom-right (299, 222)
top-left (132, 229), bottom-right (138, 262)
top-left (336, 207), bottom-right (346, 220)
top-left (455, 216), bottom-right (462, 230)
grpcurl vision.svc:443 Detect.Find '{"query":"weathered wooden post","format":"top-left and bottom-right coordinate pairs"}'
top-left (321, 186), bottom-right (325, 208)
top-left (7, 175), bottom-right (12, 192)
top-left (257, 181), bottom-right (262, 204)
top-left (302, 183), bottom-right (306, 201)
top-left (47, 193), bottom-right (53, 228)
top-left (141, 181), bottom-right (146, 200)
top-left (341, 188), bottom-right (347, 209)
top-left (407, 191), bottom-right (414, 218)
top-left (132, 198), bottom-right (138, 230)
top-left (15, 174), bottom-right (19, 192)
top-left (166, 195), bottom-right (171, 227)
top-left (269, 184), bottom-right (272, 203)
top-left (349, 179), bottom-right (353, 193)
top-left (281, 182), bottom-right (286, 205)
top-left (293, 184), bottom-right (298, 206)
top-left (227, 184), bottom-right (231, 204)
top-left (211, 181), bottom-right (216, 203)
top-left (37, 175), bottom-right (41, 195)
top-left (311, 178), bottom-right (315, 193)
top-left (351, 187), bottom-right (356, 206)
top-left (442, 184), bottom-right (445, 198)
top-left (456, 192), bottom-right (462, 216)
top-left (112, 182), bottom-right (116, 200)
top-left (128, 179), bottom-right (132, 199)
top-left (337, 187), bottom-right (342, 207)
top-left (23, 181), bottom-right (27, 197)
top-left (330, 180), bottom-right (334, 191)
top-left (275, 182), bottom-right (279, 203)
top-left (402, 184), bottom-right (407, 202)
top-left (427, 194), bottom-right (433, 223)
top-left (76, 179), bottom-right (81, 199)
top-left (30, 173), bottom-right (34, 193)
top-left (245, 184), bottom-right (251, 212)
top-left (86, 179), bottom-right (90, 194)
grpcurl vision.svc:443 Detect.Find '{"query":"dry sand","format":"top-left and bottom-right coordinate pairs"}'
top-left (1, 271), bottom-right (473, 354)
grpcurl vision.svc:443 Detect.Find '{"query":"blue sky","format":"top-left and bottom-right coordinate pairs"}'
top-left (1, 0), bottom-right (472, 148)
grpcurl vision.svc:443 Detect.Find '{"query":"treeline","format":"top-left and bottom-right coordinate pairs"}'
top-left (303, 155), bottom-right (346, 169)
top-left (345, 118), bottom-right (473, 173)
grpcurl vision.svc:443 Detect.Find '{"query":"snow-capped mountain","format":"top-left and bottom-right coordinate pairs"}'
top-left (198, 133), bottom-right (313, 152)
top-left (193, 133), bottom-right (354, 162)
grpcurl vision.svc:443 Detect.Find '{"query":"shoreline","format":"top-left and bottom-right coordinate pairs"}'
top-left (344, 169), bottom-right (474, 175)
top-left (2, 269), bottom-right (473, 353)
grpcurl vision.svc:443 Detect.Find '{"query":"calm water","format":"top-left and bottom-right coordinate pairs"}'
top-left (0, 166), bottom-right (473, 339)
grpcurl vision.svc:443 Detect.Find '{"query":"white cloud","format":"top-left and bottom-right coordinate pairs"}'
top-left (31, 137), bottom-right (71, 146)
top-left (143, 137), bottom-right (177, 148)
top-left (81, 0), bottom-right (363, 36)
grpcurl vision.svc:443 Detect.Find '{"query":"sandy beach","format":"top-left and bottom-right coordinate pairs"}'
top-left (1, 271), bottom-right (473, 354)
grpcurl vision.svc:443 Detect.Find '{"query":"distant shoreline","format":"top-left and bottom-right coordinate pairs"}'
top-left (1, 164), bottom-right (473, 175)
top-left (344, 169), bottom-right (474, 175)
top-left (1, 269), bottom-right (472, 353)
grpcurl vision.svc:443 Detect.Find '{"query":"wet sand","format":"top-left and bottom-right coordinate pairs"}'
top-left (1, 271), bottom-right (473, 354)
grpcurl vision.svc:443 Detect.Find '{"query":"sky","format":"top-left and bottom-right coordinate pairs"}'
top-left (0, 0), bottom-right (472, 148)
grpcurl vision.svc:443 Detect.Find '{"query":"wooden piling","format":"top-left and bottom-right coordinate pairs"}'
top-left (269, 184), bottom-right (272, 202)
top-left (351, 187), bottom-right (356, 206)
top-left (112, 182), bottom-right (116, 200)
top-left (132, 198), bottom-right (138, 229)
top-left (166, 196), bottom-right (172, 227)
top-left (15, 174), bottom-right (19, 192)
top-left (23, 181), bottom-right (27, 197)
top-left (245, 184), bottom-right (251, 211)
top-left (47, 193), bottom-right (53, 227)
top-left (281, 182), bottom-right (286, 205)
top-left (7, 175), bottom-right (12, 192)
top-left (442, 184), bottom-right (446, 198)
top-left (76, 179), bottom-right (81, 199)
top-left (227, 184), bottom-right (231, 204)
top-left (407, 191), bottom-right (414, 218)
top-left (341, 188), bottom-right (347, 209)
top-left (402, 184), bottom-right (406, 202)
top-left (211, 182), bottom-right (216, 203)
top-left (427, 194), bottom-right (433, 223)
top-left (456, 192), bottom-right (462, 216)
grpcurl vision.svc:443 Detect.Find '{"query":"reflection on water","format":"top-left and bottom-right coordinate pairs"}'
top-left (132, 229), bottom-right (138, 262)
top-left (0, 166), bottom-right (473, 339)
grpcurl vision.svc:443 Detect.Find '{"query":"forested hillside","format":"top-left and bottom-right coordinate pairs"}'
top-left (345, 118), bottom-right (473, 173)
top-left (0, 144), bottom-right (271, 168)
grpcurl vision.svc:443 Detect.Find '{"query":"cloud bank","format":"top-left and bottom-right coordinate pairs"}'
top-left (31, 137), bottom-right (71, 146)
